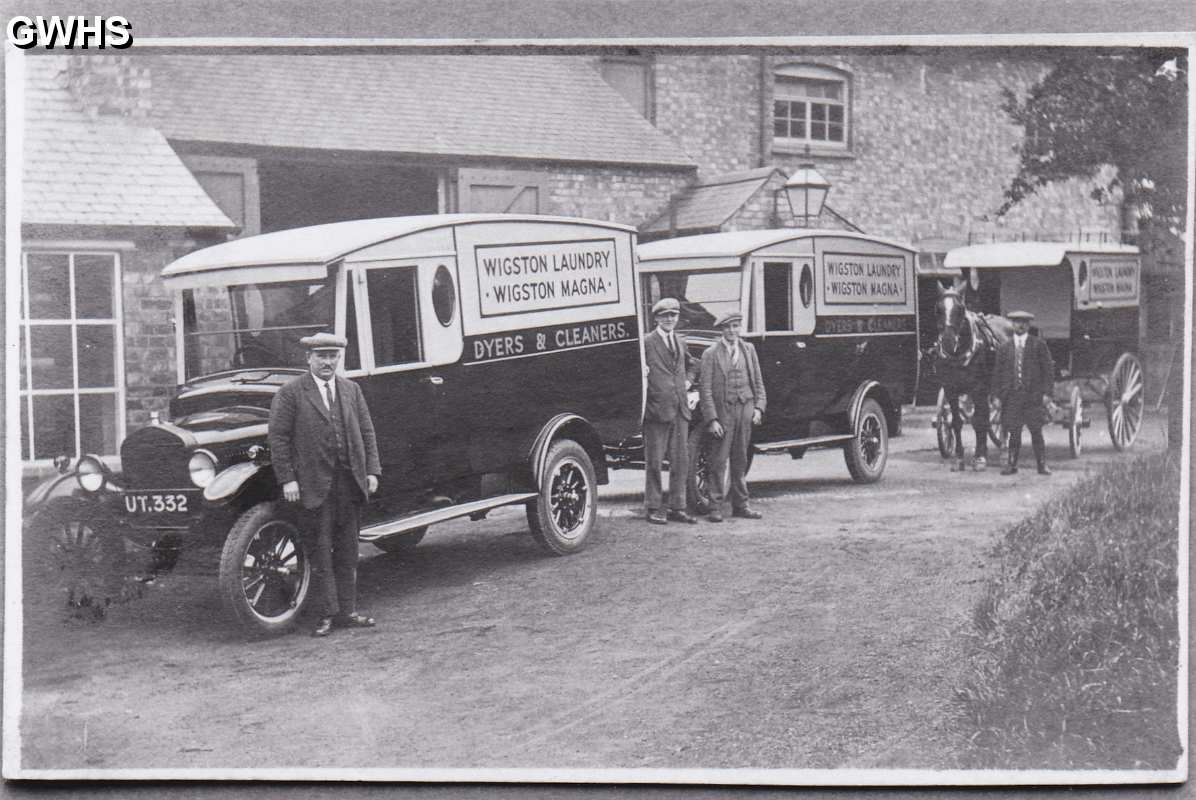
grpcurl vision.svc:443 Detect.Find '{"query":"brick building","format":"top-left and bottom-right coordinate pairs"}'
top-left (18, 49), bottom-right (1180, 474)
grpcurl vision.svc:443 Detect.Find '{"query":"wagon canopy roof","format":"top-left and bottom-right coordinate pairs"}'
top-left (637, 229), bottom-right (915, 264)
top-left (162, 214), bottom-right (636, 286)
top-left (943, 241), bottom-right (1139, 270)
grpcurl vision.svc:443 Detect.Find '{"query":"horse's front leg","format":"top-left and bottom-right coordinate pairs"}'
top-left (949, 396), bottom-right (966, 472)
top-left (971, 391), bottom-right (990, 471)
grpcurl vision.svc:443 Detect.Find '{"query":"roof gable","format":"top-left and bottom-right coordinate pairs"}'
top-left (641, 167), bottom-right (781, 234)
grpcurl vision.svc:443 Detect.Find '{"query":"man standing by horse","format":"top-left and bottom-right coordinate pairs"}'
top-left (993, 310), bottom-right (1056, 476)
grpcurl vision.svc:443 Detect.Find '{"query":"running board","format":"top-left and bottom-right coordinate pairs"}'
top-left (753, 434), bottom-right (855, 453)
top-left (358, 492), bottom-right (538, 542)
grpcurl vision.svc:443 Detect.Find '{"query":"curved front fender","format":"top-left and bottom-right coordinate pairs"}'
top-left (204, 461), bottom-right (265, 504)
top-left (24, 471), bottom-right (83, 512)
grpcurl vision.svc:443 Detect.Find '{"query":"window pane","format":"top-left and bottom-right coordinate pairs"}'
top-left (811, 104), bottom-right (828, 122)
top-left (764, 263), bottom-right (793, 332)
top-left (367, 268), bottom-right (423, 366)
top-left (344, 276), bottom-right (360, 371)
top-left (77, 325), bottom-right (116, 388)
top-left (652, 270), bottom-right (740, 331)
top-left (26, 253), bottom-right (70, 319)
top-left (20, 399), bottom-right (30, 460)
top-left (32, 394), bottom-right (76, 460)
top-left (828, 122), bottom-right (844, 142)
top-left (811, 121), bottom-right (827, 140)
top-left (79, 393), bottom-right (118, 455)
top-left (19, 327), bottom-right (27, 390)
top-left (74, 254), bottom-right (115, 319)
top-left (29, 325), bottom-right (73, 389)
top-left (829, 105), bottom-right (844, 123)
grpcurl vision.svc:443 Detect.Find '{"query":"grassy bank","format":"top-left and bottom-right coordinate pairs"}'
top-left (959, 452), bottom-right (1182, 769)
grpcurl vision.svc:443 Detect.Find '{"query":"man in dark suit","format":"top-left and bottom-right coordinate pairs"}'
top-left (269, 332), bottom-right (382, 637)
top-left (993, 310), bottom-right (1056, 476)
top-left (643, 297), bottom-right (698, 525)
top-left (698, 311), bottom-right (767, 522)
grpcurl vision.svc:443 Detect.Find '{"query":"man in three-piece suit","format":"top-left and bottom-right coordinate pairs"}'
top-left (269, 332), bottom-right (382, 637)
top-left (643, 297), bottom-right (699, 526)
top-left (698, 311), bottom-right (767, 522)
top-left (993, 310), bottom-right (1056, 476)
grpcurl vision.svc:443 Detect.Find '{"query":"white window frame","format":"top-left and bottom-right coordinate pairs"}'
top-left (773, 64), bottom-right (851, 155)
top-left (20, 246), bottom-right (126, 466)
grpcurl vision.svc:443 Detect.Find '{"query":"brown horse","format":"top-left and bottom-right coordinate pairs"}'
top-left (934, 286), bottom-right (1011, 471)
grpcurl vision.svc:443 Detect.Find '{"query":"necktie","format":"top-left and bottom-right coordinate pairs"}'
top-left (730, 343), bottom-right (739, 367)
top-left (668, 334), bottom-right (677, 359)
top-left (323, 381), bottom-right (334, 410)
top-left (1015, 342), bottom-right (1024, 386)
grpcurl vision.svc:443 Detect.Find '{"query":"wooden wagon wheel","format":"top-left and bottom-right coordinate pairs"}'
top-left (934, 386), bottom-right (955, 459)
top-left (1067, 384), bottom-right (1084, 458)
top-left (1106, 352), bottom-right (1144, 451)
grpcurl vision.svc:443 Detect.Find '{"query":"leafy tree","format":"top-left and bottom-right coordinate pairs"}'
top-left (999, 48), bottom-right (1188, 232)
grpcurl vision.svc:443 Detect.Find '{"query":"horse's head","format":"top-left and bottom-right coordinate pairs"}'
top-left (936, 286), bottom-right (969, 356)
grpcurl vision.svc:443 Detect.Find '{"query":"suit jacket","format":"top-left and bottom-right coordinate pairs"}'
top-left (643, 329), bottom-right (697, 423)
top-left (993, 334), bottom-right (1055, 406)
top-left (269, 372), bottom-right (382, 510)
top-left (698, 339), bottom-right (767, 424)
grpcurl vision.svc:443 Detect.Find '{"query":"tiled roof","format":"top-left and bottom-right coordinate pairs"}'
top-left (22, 57), bottom-right (235, 230)
top-left (144, 55), bottom-right (694, 168)
top-left (641, 167), bottom-right (779, 233)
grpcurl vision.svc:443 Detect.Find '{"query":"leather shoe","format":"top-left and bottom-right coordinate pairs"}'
top-left (334, 613), bottom-right (376, 629)
top-left (646, 511), bottom-right (668, 525)
top-left (1037, 464), bottom-right (1052, 476)
top-left (312, 617), bottom-right (334, 637)
top-left (1000, 465), bottom-right (1018, 476)
top-left (707, 512), bottom-right (724, 523)
top-left (732, 507), bottom-right (763, 520)
top-left (667, 509), bottom-right (698, 524)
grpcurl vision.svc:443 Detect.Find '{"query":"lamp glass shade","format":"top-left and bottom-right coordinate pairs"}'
top-left (783, 164), bottom-right (831, 223)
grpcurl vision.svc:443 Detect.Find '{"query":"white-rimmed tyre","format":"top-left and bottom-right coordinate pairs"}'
top-left (219, 501), bottom-right (312, 635)
top-left (526, 439), bottom-right (596, 555)
top-left (844, 398), bottom-right (888, 483)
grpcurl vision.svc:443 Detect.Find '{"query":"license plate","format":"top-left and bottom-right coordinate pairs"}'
top-left (121, 491), bottom-right (197, 515)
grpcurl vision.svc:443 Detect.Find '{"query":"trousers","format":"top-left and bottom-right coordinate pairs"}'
top-left (306, 467), bottom-right (362, 618)
top-left (644, 416), bottom-right (689, 512)
top-left (708, 400), bottom-right (754, 512)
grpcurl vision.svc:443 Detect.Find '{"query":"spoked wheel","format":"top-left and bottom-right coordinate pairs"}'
top-left (27, 498), bottom-right (130, 612)
top-left (526, 439), bottom-right (597, 555)
top-left (934, 387), bottom-right (956, 459)
top-left (987, 399), bottom-right (1004, 450)
top-left (1068, 385), bottom-right (1084, 458)
top-left (1106, 352), bottom-right (1144, 451)
top-left (219, 502), bottom-right (311, 635)
top-left (845, 398), bottom-right (888, 483)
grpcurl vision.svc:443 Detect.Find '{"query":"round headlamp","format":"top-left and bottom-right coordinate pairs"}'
top-left (188, 450), bottom-right (218, 488)
top-left (76, 455), bottom-right (107, 493)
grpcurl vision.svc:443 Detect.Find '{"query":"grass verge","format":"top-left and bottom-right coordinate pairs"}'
top-left (958, 451), bottom-right (1182, 769)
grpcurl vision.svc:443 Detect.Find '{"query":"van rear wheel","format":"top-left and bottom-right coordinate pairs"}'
top-left (845, 398), bottom-right (888, 483)
top-left (526, 439), bottom-right (596, 555)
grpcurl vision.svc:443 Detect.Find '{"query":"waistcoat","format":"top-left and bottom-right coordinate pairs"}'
top-left (725, 350), bottom-right (754, 405)
top-left (328, 385), bottom-right (350, 466)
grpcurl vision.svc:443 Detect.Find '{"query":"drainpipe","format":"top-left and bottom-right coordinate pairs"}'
top-left (758, 55), bottom-right (770, 168)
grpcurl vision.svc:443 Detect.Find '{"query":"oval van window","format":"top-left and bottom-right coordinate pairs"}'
top-left (799, 263), bottom-right (814, 308)
top-left (432, 265), bottom-right (455, 326)
top-left (1077, 259), bottom-right (1089, 288)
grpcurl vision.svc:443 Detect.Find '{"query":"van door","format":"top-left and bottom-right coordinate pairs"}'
top-left (753, 258), bottom-right (817, 438)
top-left (349, 258), bottom-right (465, 497)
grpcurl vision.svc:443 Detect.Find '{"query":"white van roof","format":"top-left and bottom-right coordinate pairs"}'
top-left (637, 229), bottom-right (915, 264)
top-left (944, 241), bottom-right (1139, 270)
top-left (163, 214), bottom-right (637, 280)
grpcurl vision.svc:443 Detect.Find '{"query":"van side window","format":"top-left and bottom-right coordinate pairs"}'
top-left (763, 262), bottom-right (793, 331)
top-left (343, 273), bottom-right (360, 370)
top-left (367, 267), bottom-right (423, 367)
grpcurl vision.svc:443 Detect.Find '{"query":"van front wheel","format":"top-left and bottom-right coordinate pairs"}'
top-left (526, 439), bottom-right (596, 555)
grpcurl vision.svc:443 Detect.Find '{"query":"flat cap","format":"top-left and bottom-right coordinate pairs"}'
top-left (714, 310), bottom-right (743, 328)
top-left (1006, 310), bottom-right (1035, 322)
top-left (652, 297), bottom-right (681, 316)
top-left (299, 331), bottom-right (347, 350)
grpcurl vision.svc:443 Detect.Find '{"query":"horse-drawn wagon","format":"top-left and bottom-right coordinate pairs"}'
top-left (942, 241), bottom-right (1143, 458)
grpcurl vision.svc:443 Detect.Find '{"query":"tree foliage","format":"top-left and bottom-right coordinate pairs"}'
top-left (999, 49), bottom-right (1188, 231)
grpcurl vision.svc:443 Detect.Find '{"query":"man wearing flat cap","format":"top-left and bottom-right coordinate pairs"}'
top-left (698, 310), bottom-right (767, 522)
top-left (269, 332), bottom-right (382, 637)
top-left (993, 310), bottom-right (1056, 476)
top-left (643, 297), bottom-right (699, 525)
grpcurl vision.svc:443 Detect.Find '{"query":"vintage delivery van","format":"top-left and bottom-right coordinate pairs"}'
top-left (26, 214), bottom-right (644, 634)
top-left (633, 229), bottom-right (918, 500)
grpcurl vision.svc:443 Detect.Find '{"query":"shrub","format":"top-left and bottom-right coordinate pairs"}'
top-left (958, 452), bottom-right (1182, 769)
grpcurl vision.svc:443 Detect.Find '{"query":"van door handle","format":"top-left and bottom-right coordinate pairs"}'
top-left (422, 375), bottom-right (444, 386)
top-left (855, 341), bottom-right (868, 355)
top-left (794, 341), bottom-right (807, 349)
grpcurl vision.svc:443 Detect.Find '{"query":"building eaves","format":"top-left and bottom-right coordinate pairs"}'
top-left (641, 168), bottom-right (782, 234)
